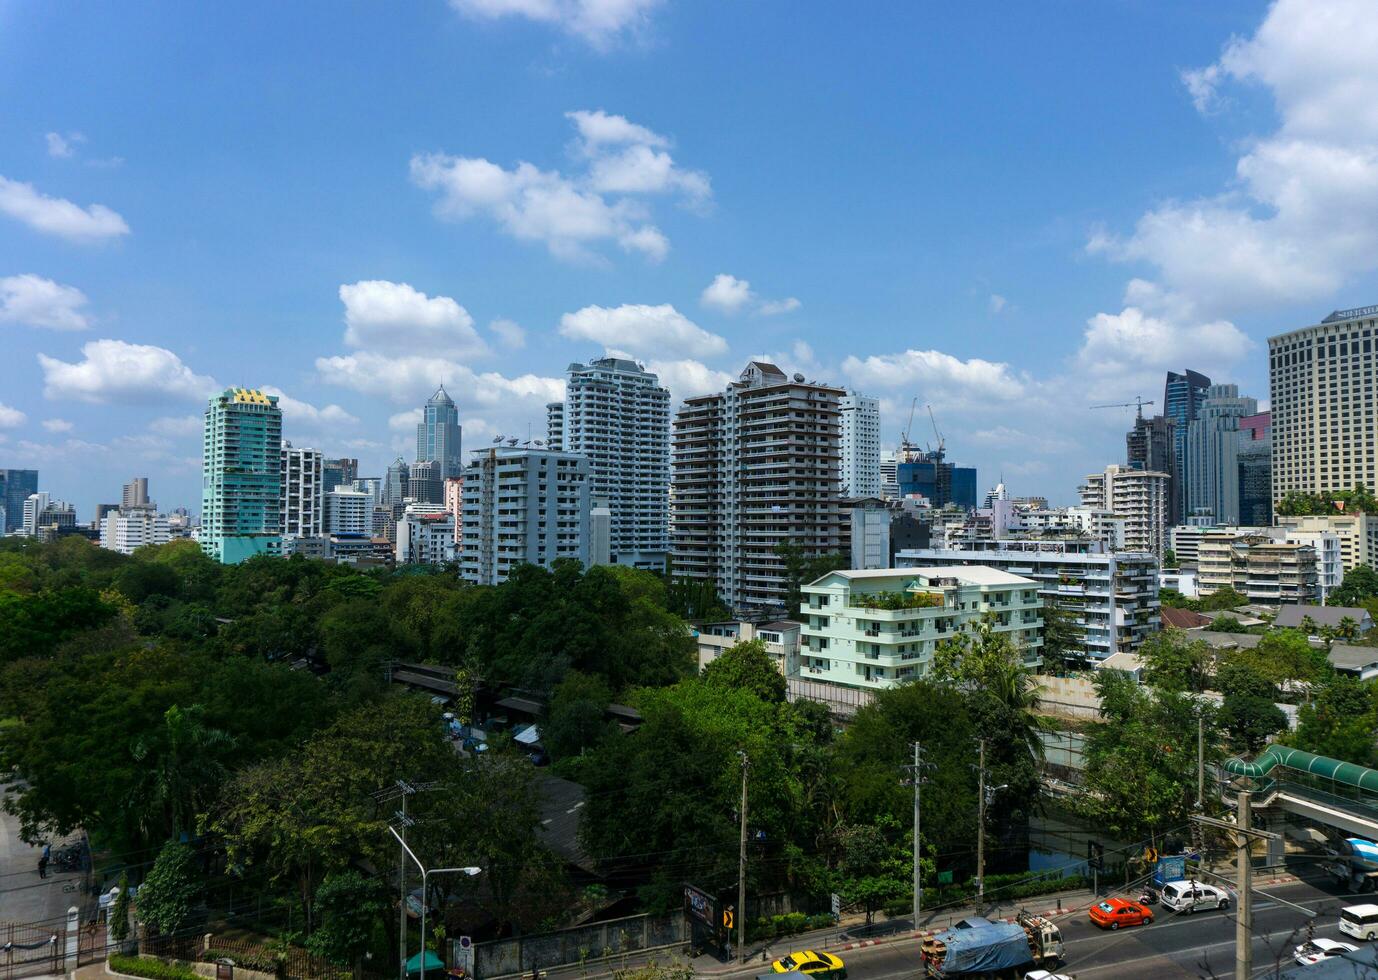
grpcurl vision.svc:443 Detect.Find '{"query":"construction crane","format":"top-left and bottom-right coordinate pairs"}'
top-left (897, 397), bottom-right (919, 462)
top-left (926, 404), bottom-right (945, 456)
top-left (1090, 396), bottom-right (1155, 419)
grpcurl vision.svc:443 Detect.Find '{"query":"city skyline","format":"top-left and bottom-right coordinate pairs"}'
top-left (3, 1), bottom-right (1375, 516)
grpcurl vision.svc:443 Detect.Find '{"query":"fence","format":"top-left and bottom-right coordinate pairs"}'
top-left (470, 912), bottom-right (689, 979)
top-left (0, 922), bottom-right (63, 980)
top-left (199, 934), bottom-right (386, 980)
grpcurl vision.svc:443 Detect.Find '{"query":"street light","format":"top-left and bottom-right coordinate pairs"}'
top-left (388, 826), bottom-right (481, 980)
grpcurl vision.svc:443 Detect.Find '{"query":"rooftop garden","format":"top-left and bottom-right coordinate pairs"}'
top-left (849, 589), bottom-right (945, 610)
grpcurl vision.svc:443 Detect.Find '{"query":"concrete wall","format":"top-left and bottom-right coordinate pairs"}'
top-left (1034, 674), bottom-right (1103, 721)
top-left (786, 677), bottom-right (875, 717)
top-left (471, 912), bottom-right (688, 979)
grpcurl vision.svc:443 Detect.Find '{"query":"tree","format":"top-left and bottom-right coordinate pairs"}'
top-left (1208, 616), bottom-right (1250, 634)
top-left (774, 539), bottom-right (848, 615)
top-left (1199, 587), bottom-right (1248, 612)
top-left (1239, 629), bottom-right (1330, 686)
top-left (0, 587), bottom-right (116, 663)
top-left (1337, 616), bottom-right (1363, 641)
top-left (701, 639), bottom-right (787, 704)
top-left (306, 871), bottom-right (389, 966)
top-left (130, 704), bottom-right (236, 841)
top-left (109, 872), bottom-right (131, 944)
top-left (1137, 629), bottom-right (1213, 693)
top-left (1333, 565), bottom-right (1378, 607)
top-left (1163, 549), bottom-right (1179, 570)
top-left (544, 670), bottom-right (615, 761)
top-left (1040, 603), bottom-right (1088, 670)
top-left (1219, 694), bottom-right (1286, 753)
top-left (832, 822), bottom-right (907, 925)
top-left (137, 842), bottom-right (203, 937)
top-left (1288, 675), bottom-right (1378, 765)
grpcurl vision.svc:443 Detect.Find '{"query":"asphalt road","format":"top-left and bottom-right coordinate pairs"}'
top-left (817, 874), bottom-right (1367, 980)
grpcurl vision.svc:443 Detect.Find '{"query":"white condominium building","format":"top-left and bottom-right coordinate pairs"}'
top-left (671, 361), bottom-right (848, 613)
top-left (100, 507), bottom-right (170, 555)
top-left (324, 486), bottom-right (370, 536)
top-left (1274, 513), bottom-right (1378, 575)
top-left (839, 392), bottom-right (881, 497)
top-left (396, 512), bottom-right (456, 565)
top-left (880, 451), bottom-right (899, 499)
top-left (1269, 306), bottom-right (1378, 501)
top-left (460, 447), bottom-right (590, 585)
top-left (1196, 531), bottom-right (1320, 604)
top-left (1080, 464), bottom-right (1170, 555)
top-left (552, 356), bottom-right (669, 570)
top-left (280, 442), bottom-right (324, 539)
top-left (799, 566), bottom-right (1042, 689)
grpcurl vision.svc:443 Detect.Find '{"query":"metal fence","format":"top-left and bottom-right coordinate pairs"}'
top-left (0, 921), bottom-right (63, 980)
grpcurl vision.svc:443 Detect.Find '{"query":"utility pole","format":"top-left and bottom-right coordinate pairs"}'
top-left (737, 751), bottom-right (749, 965)
top-left (976, 739), bottom-right (986, 906)
top-left (901, 742), bottom-right (928, 925)
top-left (1193, 789), bottom-right (1279, 980)
top-left (1197, 713), bottom-right (1205, 810)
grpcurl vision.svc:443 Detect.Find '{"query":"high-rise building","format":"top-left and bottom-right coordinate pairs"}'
top-left (443, 477), bottom-right (463, 545)
top-left (384, 457), bottom-right (409, 506)
top-left (22, 492), bottom-right (50, 537)
top-left (416, 385), bottom-right (462, 481)
top-left (546, 401), bottom-right (565, 451)
top-left (671, 361), bottom-right (847, 613)
top-left (1163, 369), bottom-right (1211, 522)
top-left (1186, 384), bottom-right (1258, 525)
top-left (839, 392), bottom-right (881, 498)
top-left (879, 451), bottom-right (899, 499)
top-left (897, 449), bottom-right (977, 509)
top-left (122, 477), bottom-right (149, 509)
top-left (1197, 531), bottom-right (1319, 604)
top-left (1126, 414), bottom-right (1179, 520)
top-left (322, 457), bottom-right (358, 494)
top-left (325, 485), bottom-right (371, 536)
top-left (397, 512), bottom-right (456, 564)
top-left (408, 460), bottom-right (443, 505)
top-left (201, 388), bottom-right (283, 564)
top-left (554, 356), bottom-right (670, 569)
top-left (1238, 412), bottom-right (1273, 527)
top-left (1269, 305), bottom-right (1378, 502)
top-left (1080, 463), bottom-right (1170, 555)
top-left (101, 508), bottom-right (170, 555)
top-left (0, 469), bottom-right (38, 534)
top-left (459, 447), bottom-right (590, 585)
top-left (280, 442), bottom-right (324, 539)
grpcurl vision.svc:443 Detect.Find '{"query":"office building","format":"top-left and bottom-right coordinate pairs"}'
top-left (897, 539), bottom-right (1160, 660)
top-left (897, 449), bottom-right (977, 509)
top-left (443, 477), bottom-right (463, 545)
top-left (799, 567), bottom-right (1042, 689)
top-left (553, 356), bottom-right (670, 569)
top-left (416, 385), bottom-right (463, 480)
top-left (101, 507), bottom-right (171, 555)
top-left (325, 485), bottom-right (370, 536)
top-left (1126, 413), bottom-right (1179, 521)
top-left (0, 469), bottom-right (38, 534)
top-left (200, 387), bottom-right (283, 564)
top-left (122, 478), bottom-right (149, 509)
top-left (1080, 464), bottom-right (1171, 555)
top-left (671, 361), bottom-right (848, 612)
top-left (396, 512), bottom-right (456, 565)
top-left (354, 476), bottom-right (384, 509)
top-left (459, 447), bottom-right (590, 585)
top-left (24, 495), bottom-right (77, 541)
top-left (839, 392), bottom-right (881, 498)
top-left (1238, 412), bottom-right (1273, 527)
top-left (408, 459), bottom-right (443, 506)
top-left (845, 497), bottom-right (891, 570)
top-left (1269, 306), bottom-right (1378, 501)
top-left (21, 492), bottom-right (50, 537)
top-left (322, 457), bottom-right (358, 495)
top-left (1186, 384), bottom-right (1258, 525)
top-left (280, 443), bottom-right (324, 539)
top-left (384, 456), bottom-right (409, 506)
top-left (1163, 369), bottom-right (1211, 523)
top-left (879, 451), bottom-right (899, 499)
top-left (1196, 531), bottom-right (1319, 604)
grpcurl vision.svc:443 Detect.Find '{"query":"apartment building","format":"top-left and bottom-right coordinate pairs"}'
top-left (1080, 464), bottom-right (1170, 555)
top-left (839, 392), bottom-right (881, 497)
top-left (671, 361), bottom-right (848, 613)
top-left (1269, 306), bottom-right (1378, 501)
top-left (100, 507), bottom-right (170, 555)
top-left (396, 512), bottom-right (457, 565)
top-left (324, 485), bottom-right (371, 536)
top-left (799, 567), bottom-right (1042, 689)
top-left (897, 539), bottom-right (1159, 660)
top-left (1274, 513), bottom-right (1378, 575)
top-left (1196, 531), bottom-right (1320, 604)
top-left (280, 442), bottom-right (324, 539)
top-left (459, 446), bottom-right (590, 585)
top-left (201, 388), bottom-right (282, 564)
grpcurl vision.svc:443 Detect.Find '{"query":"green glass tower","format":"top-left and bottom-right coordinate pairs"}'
top-left (201, 387), bottom-right (283, 564)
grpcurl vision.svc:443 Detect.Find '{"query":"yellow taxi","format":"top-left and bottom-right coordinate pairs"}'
top-left (769, 951), bottom-right (846, 980)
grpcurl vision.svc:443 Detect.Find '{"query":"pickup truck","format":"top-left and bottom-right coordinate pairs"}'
top-left (920, 912), bottom-right (1063, 978)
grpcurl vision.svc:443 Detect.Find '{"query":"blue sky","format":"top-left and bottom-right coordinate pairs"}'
top-left (3, 0), bottom-right (1377, 517)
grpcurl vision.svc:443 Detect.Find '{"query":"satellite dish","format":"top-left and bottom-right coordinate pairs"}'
top-left (492, 436), bottom-right (503, 443)
top-left (533, 440), bottom-right (545, 447)
top-left (507, 438), bottom-right (518, 446)
top-left (793, 373), bottom-right (805, 382)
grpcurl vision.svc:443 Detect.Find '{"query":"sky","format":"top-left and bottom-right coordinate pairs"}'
top-left (4, 0), bottom-right (1378, 518)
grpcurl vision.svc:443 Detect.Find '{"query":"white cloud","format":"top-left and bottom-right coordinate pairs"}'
top-left (37, 339), bottom-right (216, 404)
top-left (1092, 0), bottom-right (1378, 313)
top-left (700, 274), bottom-right (753, 314)
top-left (41, 418), bottom-right (72, 433)
top-left (841, 349), bottom-right (1027, 402)
top-left (389, 408), bottom-right (423, 431)
top-left (1073, 304), bottom-right (1252, 401)
top-left (0, 176), bottom-right (130, 242)
top-left (700, 273), bottom-right (798, 316)
top-left (488, 317), bottom-right (527, 349)
top-left (411, 111), bottom-right (705, 264)
top-left (45, 132), bottom-right (84, 159)
top-left (0, 403), bottom-right (25, 427)
top-left (645, 359), bottom-right (734, 401)
top-left (449, 0), bottom-right (662, 49)
top-left (261, 386), bottom-right (359, 428)
top-left (150, 415), bottom-right (202, 437)
top-left (339, 280), bottom-right (489, 357)
top-left (559, 303), bottom-right (727, 357)
top-left (316, 350), bottom-right (565, 407)
top-left (0, 274), bottom-right (91, 330)
top-left (988, 294), bottom-right (1007, 314)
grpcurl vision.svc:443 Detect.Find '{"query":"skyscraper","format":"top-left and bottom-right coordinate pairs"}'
top-left (1186, 384), bottom-right (1258, 525)
top-left (1080, 464), bottom-right (1170, 555)
top-left (122, 477), bottom-right (149, 509)
top-left (1125, 413), bottom-right (1179, 521)
top-left (201, 388), bottom-right (283, 564)
top-left (1269, 306), bottom-right (1378, 501)
top-left (0, 469), bottom-right (38, 534)
top-left (322, 457), bottom-right (358, 493)
top-left (555, 356), bottom-right (670, 568)
top-left (1238, 411), bottom-right (1273, 527)
top-left (384, 456), bottom-right (410, 506)
top-left (671, 361), bottom-right (847, 613)
top-left (416, 385), bottom-right (462, 480)
top-left (1163, 369), bottom-right (1211, 522)
top-left (408, 460), bottom-right (443, 505)
top-left (839, 392), bottom-right (881, 497)
top-left (280, 442), bottom-right (324, 539)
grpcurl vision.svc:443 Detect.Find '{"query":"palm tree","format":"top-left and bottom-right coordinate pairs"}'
top-left (130, 704), bottom-right (236, 842)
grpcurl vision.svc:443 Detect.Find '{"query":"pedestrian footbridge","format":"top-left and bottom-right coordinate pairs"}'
top-left (1225, 745), bottom-right (1378, 840)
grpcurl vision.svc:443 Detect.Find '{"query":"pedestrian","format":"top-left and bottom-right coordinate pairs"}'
top-left (37, 853), bottom-right (48, 879)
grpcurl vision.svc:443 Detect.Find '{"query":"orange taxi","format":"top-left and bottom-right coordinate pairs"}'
top-left (1088, 897), bottom-right (1153, 930)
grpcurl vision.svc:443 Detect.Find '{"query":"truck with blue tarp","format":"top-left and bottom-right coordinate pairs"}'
top-left (920, 912), bottom-right (1063, 978)
top-left (1321, 838), bottom-right (1378, 892)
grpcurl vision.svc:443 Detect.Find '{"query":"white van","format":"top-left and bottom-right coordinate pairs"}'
top-left (1339, 903), bottom-right (1378, 941)
top-left (1160, 880), bottom-right (1230, 914)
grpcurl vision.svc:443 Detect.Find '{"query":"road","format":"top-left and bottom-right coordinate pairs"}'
top-left (825, 875), bottom-right (1361, 979)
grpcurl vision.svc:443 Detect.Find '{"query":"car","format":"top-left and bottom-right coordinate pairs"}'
top-left (1340, 903), bottom-right (1378, 941)
top-left (1089, 898), bottom-right (1153, 930)
top-left (1025, 972), bottom-right (1074, 980)
top-left (1159, 880), bottom-right (1230, 914)
top-left (1293, 938), bottom-right (1359, 966)
top-left (770, 951), bottom-right (846, 980)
